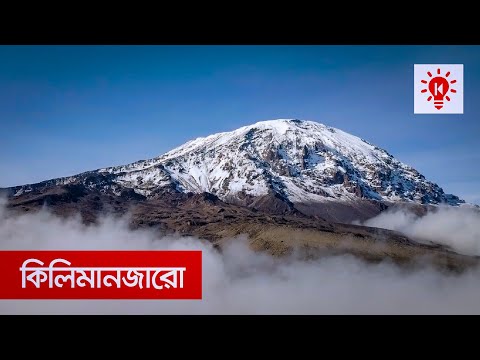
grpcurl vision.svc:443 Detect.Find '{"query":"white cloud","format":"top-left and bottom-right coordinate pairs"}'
top-left (0, 200), bottom-right (480, 314)
top-left (356, 205), bottom-right (480, 256)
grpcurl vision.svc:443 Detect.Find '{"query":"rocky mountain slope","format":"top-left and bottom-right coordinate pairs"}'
top-left (5, 119), bottom-right (463, 208)
top-left (3, 187), bottom-right (477, 272)
top-left (1, 119), bottom-right (474, 270)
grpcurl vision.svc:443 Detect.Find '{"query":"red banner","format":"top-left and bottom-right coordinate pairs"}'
top-left (0, 250), bottom-right (202, 299)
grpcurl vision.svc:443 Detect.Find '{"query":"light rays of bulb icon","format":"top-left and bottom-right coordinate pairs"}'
top-left (420, 68), bottom-right (457, 110)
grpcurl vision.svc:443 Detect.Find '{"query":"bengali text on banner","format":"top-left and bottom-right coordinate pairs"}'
top-left (0, 250), bottom-right (202, 299)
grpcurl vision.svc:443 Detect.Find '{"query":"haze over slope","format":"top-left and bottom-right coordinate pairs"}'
top-left (1, 199), bottom-right (480, 315)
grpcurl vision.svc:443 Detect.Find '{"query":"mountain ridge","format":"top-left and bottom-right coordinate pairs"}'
top-left (4, 119), bottom-right (464, 211)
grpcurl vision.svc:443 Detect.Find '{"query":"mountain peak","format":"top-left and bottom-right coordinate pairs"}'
top-left (241, 118), bottom-right (330, 133)
top-left (7, 119), bottom-right (464, 210)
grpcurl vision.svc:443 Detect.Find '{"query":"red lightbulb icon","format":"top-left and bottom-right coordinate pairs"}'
top-left (421, 68), bottom-right (457, 110)
top-left (428, 76), bottom-right (449, 109)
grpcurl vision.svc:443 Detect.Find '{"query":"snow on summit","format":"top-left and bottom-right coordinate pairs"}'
top-left (11, 119), bottom-right (464, 206)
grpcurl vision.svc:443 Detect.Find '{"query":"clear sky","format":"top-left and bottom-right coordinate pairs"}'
top-left (1, 45), bottom-right (479, 204)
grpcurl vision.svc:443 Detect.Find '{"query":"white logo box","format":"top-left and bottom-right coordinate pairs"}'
top-left (414, 64), bottom-right (463, 114)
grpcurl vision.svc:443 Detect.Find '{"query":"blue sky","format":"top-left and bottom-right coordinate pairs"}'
top-left (1, 45), bottom-right (479, 204)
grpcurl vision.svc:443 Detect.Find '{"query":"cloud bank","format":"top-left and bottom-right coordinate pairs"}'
top-left (1, 201), bottom-right (480, 314)
top-left (356, 205), bottom-right (480, 256)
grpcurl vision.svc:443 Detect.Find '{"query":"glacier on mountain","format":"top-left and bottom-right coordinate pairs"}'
top-left (10, 119), bottom-right (464, 206)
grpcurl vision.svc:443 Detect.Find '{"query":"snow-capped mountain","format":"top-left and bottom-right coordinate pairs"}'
top-left (8, 119), bottom-right (464, 207)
